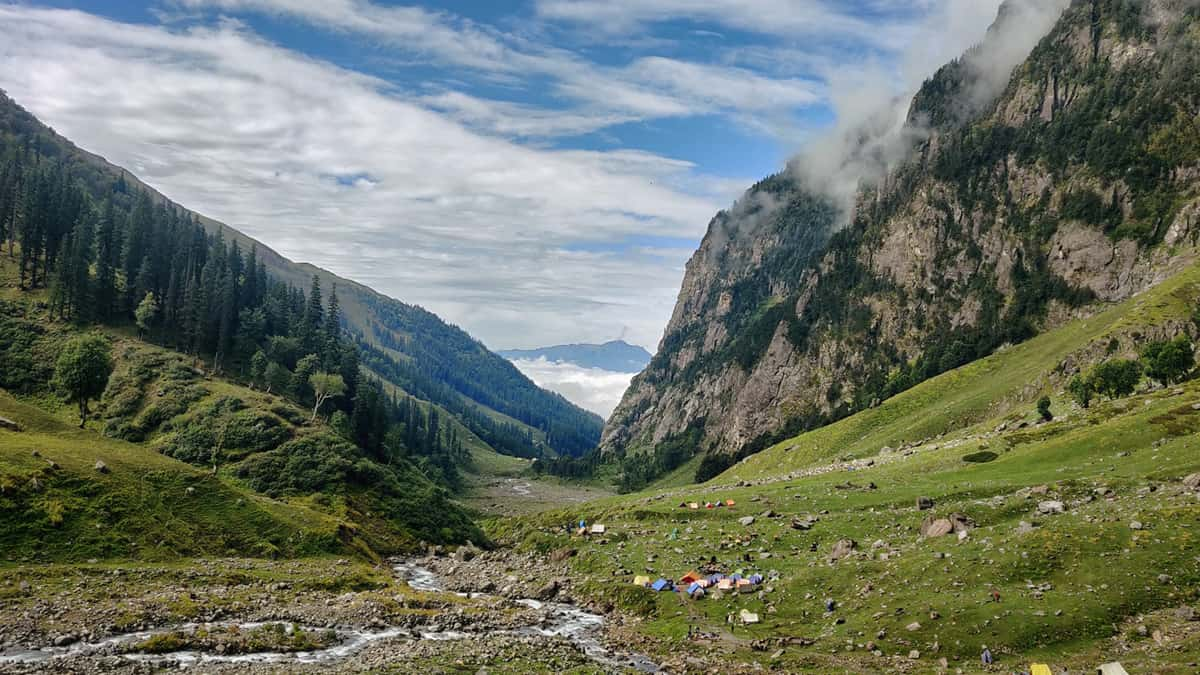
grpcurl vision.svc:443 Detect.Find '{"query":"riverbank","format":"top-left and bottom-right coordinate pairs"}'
top-left (0, 552), bottom-right (658, 673)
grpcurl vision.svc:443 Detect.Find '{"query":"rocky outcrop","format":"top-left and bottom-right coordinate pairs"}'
top-left (603, 0), bottom-right (1200, 468)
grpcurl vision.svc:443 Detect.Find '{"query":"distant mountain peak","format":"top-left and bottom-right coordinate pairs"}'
top-left (499, 340), bottom-right (652, 374)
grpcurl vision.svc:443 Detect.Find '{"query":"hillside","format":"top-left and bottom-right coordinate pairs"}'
top-left (0, 89), bottom-right (603, 461)
top-left (0, 278), bottom-right (484, 557)
top-left (601, 0), bottom-right (1200, 482)
top-left (499, 340), bottom-right (652, 374)
top-left (487, 251), bottom-right (1200, 673)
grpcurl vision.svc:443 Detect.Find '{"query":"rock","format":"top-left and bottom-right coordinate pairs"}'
top-left (1037, 500), bottom-right (1065, 514)
top-left (186, 486), bottom-right (196, 496)
top-left (739, 609), bottom-right (760, 624)
top-left (535, 580), bottom-right (560, 601)
top-left (828, 539), bottom-right (857, 562)
top-left (948, 513), bottom-right (974, 533)
top-left (548, 547), bottom-right (577, 562)
top-left (1014, 520), bottom-right (1037, 535)
top-left (1157, 574), bottom-right (1172, 585)
top-left (738, 516), bottom-right (756, 526)
top-left (93, 460), bottom-right (109, 474)
top-left (906, 622), bottom-right (922, 632)
top-left (916, 496), bottom-right (934, 510)
top-left (908, 650), bottom-right (920, 660)
top-left (52, 635), bottom-right (76, 647)
top-left (920, 517), bottom-right (954, 538)
top-left (1130, 521), bottom-right (1145, 530)
top-left (1183, 473), bottom-right (1200, 489)
top-left (0, 416), bottom-right (21, 432)
top-left (1175, 606), bottom-right (1197, 621)
top-left (790, 518), bottom-right (813, 530)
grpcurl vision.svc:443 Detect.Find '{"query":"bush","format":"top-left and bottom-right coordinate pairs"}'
top-left (1037, 396), bottom-right (1053, 421)
top-left (1069, 374), bottom-right (1094, 409)
top-left (1090, 359), bottom-right (1142, 400)
top-left (1140, 336), bottom-right (1195, 386)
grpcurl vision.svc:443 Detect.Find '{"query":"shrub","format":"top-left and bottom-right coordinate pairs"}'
top-left (962, 451), bottom-right (999, 463)
top-left (1090, 359), bottom-right (1142, 400)
top-left (1140, 336), bottom-right (1195, 386)
top-left (1069, 374), bottom-right (1094, 409)
top-left (1037, 396), bottom-right (1053, 421)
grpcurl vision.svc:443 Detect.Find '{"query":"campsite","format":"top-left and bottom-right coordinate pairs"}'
top-left (486, 368), bottom-right (1200, 673)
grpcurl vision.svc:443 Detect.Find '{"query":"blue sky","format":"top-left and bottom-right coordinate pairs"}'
top-left (0, 0), bottom-right (1009, 355)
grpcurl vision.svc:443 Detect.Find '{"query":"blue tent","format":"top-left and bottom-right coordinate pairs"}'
top-left (748, 574), bottom-right (764, 584)
top-left (730, 574), bottom-right (743, 581)
top-left (651, 579), bottom-right (672, 592)
top-left (687, 582), bottom-right (705, 597)
top-left (707, 574), bottom-right (724, 584)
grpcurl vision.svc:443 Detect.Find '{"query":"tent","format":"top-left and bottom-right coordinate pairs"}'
top-left (739, 609), bottom-right (760, 624)
top-left (1030, 665), bottom-right (1052, 675)
top-left (726, 499), bottom-right (736, 507)
top-left (707, 574), bottom-right (724, 585)
top-left (633, 575), bottom-right (651, 587)
top-left (716, 579), bottom-right (735, 590)
top-left (680, 570), bottom-right (703, 584)
top-left (696, 579), bottom-right (712, 589)
top-left (686, 582), bottom-right (705, 597)
top-left (678, 502), bottom-right (688, 509)
top-left (1097, 664), bottom-right (1129, 675)
top-left (748, 574), bottom-right (764, 584)
top-left (651, 579), bottom-right (673, 592)
top-left (705, 502), bottom-right (714, 509)
top-left (590, 524), bottom-right (606, 534)
top-left (688, 502), bottom-right (700, 510)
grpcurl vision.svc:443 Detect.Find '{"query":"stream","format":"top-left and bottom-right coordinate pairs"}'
top-left (0, 562), bottom-right (660, 673)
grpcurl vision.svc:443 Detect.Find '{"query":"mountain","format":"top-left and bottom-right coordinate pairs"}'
top-left (602, 0), bottom-right (1200, 481)
top-left (0, 90), bottom-right (603, 460)
top-left (498, 340), bottom-right (652, 373)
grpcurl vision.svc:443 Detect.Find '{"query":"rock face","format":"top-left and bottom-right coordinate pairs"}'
top-left (601, 0), bottom-right (1200, 474)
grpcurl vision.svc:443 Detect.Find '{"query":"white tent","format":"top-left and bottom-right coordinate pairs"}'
top-left (590, 524), bottom-right (606, 534)
top-left (1097, 663), bottom-right (1129, 675)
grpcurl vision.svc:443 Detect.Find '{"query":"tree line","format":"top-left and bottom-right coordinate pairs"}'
top-left (1, 143), bottom-right (469, 488)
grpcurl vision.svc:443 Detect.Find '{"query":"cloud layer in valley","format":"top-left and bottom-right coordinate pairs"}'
top-left (508, 358), bottom-right (635, 418)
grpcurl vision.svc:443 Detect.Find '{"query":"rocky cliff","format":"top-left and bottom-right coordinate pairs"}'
top-left (602, 0), bottom-right (1200, 478)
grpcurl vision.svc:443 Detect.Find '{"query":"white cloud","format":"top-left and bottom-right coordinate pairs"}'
top-left (0, 5), bottom-right (726, 349)
top-left (172, 0), bottom-right (828, 135)
top-left (534, 0), bottom-right (926, 49)
top-left (508, 358), bottom-right (635, 418)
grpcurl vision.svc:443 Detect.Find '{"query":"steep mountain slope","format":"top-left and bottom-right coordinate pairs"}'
top-left (0, 90), bottom-right (602, 460)
top-left (499, 340), bottom-right (652, 374)
top-left (603, 0), bottom-right (1200, 478)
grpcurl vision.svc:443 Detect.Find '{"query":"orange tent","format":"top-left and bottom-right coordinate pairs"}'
top-left (679, 570), bottom-right (703, 584)
top-left (725, 499), bottom-right (736, 507)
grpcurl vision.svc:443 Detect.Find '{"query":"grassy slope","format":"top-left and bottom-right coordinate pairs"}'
top-left (0, 390), bottom-right (355, 563)
top-left (491, 262), bottom-right (1200, 672)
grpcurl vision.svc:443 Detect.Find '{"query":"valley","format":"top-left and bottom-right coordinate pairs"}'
top-left (4, 0), bottom-right (1200, 673)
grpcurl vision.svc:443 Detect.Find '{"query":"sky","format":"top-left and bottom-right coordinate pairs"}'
top-left (0, 0), bottom-right (1010, 356)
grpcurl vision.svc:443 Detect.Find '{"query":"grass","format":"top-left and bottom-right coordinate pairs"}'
top-left (487, 261), bottom-right (1200, 672)
top-left (0, 389), bottom-right (354, 563)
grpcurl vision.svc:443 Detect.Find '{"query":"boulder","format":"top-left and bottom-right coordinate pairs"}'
top-left (535, 580), bottom-right (560, 601)
top-left (738, 516), bottom-right (756, 526)
top-left (790, 518), bottom-right (813, 530)
top-left (1037, 500), bottom-right (1065, 515)
top-left (94, 460), bottom-right (109, 474)
top-left (1183, 473), bottom-right (1200, 489)
top-left (828, 539), bottom-right (857, 562)
top-left (0, 416), bottom-right (21, 432)
top-left (906, 622), bottom-right (921, 632)
top-left (948, 513), bottom-right (975, 533)
top-left (739, 609), bottom-right (760, 624)
top-left (920, 517), bottom-right (954, 538)
top-left (916, 496), bottom-right (934, 511)
top-left (548, 547), bottom-right (578, 562)
top-left (1130, 521), bottom-right (1144, 530)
